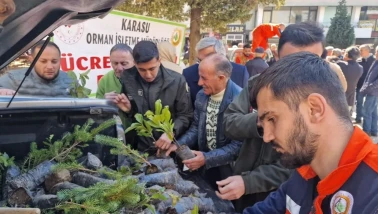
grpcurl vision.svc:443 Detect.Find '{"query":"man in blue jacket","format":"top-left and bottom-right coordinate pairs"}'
top-left (183, 37), bottom-right (248, 107)
top-left (166, 53), bottom-right (242, 188)
top-left (360, 46), bottom-right (378, 136)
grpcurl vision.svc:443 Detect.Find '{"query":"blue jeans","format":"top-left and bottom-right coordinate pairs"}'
top-left (362, 95), bottom-right (378, 135)
top-left (356, 91), bottom-right (365, 121)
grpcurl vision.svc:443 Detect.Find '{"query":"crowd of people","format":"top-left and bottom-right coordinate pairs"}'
top-left (0, 21), bottom-right (377, 213)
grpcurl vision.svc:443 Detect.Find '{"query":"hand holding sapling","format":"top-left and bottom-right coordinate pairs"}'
top-left (182, 151), bottom-right (205, 171)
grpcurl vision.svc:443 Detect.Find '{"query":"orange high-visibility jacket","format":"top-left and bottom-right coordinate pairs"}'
top-left (252, 23), bottom-right (281, 38)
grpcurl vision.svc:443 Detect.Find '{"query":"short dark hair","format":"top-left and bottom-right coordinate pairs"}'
top-left (110, 43), bottom-right (133, 55)
top-left (345, 46), bottom-right (360, 61)
top-left (31, 40), bottom-right (61, 55)
top-left (278, 22), bottom-right (324, 56)
top-left (250, 52), bottom-right (350, 122)
top-left (133, 41), bottom-right (159, 64)
top-left (243, 44), bottom-right (251, 49)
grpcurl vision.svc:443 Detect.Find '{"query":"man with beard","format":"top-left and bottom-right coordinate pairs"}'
top-left (244, 52), bottom-right (378, 214)
top-left (0, 40), bottom-right (74, 97)
top-left (235, 44), bottom-right (254, 65)
top-left (218, 22), bottom-right (347, 213)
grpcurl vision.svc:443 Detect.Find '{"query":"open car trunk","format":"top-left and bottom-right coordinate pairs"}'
top-left (0, 97), bottom-right (124, 164)
top-left (0, 0), bottom-right (124, 70)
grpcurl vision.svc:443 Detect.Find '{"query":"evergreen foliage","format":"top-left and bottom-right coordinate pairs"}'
top-left (23, 118), bottom-right (116, 171)
top-left (325, 0), bottom-right (355, 48)
top-left (55, 177), bottom-right (165, 214)
top-left (94, 135), bottom-right (150, 167)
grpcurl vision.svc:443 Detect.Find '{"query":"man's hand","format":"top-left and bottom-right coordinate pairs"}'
top-left (157, 144), bottom-right (178, 157)
top-left (215, 176), bottom-right (245, 200)
top-left (155, 133), bottom-right (172, 150)
top-left (114, 93), bottom-right (131, 113)
top-left (104, 91), bottom-right (119, 103)
top-left (182, 151), bottom-right (205, 171)
top-left (0, 89), bottom-right (15, 96)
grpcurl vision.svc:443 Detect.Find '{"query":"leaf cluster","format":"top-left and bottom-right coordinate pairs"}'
top-left (67, 70), bottom-right (92, 98)
top-left (0, 152), bottom-right (15, 171)
top-left (126, 99), bottom-right (176, 143)
top-left (23, 118), bottom-right (116, 171)
top-left (55, 177), bottom-right (164, 214)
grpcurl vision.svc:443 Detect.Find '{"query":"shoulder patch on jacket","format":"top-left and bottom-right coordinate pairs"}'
top-left (330, 190), bottom-right (354, 214)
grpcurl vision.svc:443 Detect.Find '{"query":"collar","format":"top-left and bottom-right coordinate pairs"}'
top-left (210, 88), bottom-right (226, 102)
top-left (297, 127), bottom-right (374, 194)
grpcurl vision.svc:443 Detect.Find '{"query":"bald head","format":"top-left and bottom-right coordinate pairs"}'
top-left (201, 53), bottom-right (232, 78)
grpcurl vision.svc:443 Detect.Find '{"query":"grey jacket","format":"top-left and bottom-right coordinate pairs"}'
top-left (223, 76), bottom-right (291, 211)
top-left (0, 68), bottom-right (73, 97)
top-left (178, 80), bottom-right (242, 169)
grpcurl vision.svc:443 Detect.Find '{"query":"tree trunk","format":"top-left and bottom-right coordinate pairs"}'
top-left (189, 7), bottom-right (202, 65)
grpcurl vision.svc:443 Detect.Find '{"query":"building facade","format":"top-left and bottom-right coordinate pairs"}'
top-left (241, 0), bottom-right (378, 46)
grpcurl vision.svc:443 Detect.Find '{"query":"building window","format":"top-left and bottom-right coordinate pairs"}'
top-left (271, 6), bottom-right (291, 24)
top-left (263, 6), bottom-right (318, 25)
top-left (263, 11), bottom-right (272, 23)
top-left (323, 6), bottom-right (352, 27)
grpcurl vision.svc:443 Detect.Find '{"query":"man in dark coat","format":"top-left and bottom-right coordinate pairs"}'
top-left (356, 44), bottom-right (376, 123)
top-left (245, 47), bottom-right (269, 77)
top-left (183, 37), bottom-right (248, 107)
top-left (114, 41), bottom-right (193, 152)
top-left (360, 46), bottom-right (378, 136)
top-left (337, 46), bottom-right (363, 112)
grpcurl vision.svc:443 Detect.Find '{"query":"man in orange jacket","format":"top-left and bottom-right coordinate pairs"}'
top-left (252, 23), bottom-right (285, 51)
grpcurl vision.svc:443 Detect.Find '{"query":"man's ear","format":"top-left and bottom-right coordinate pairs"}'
top-left (307, 93), bottom-right (327, 124)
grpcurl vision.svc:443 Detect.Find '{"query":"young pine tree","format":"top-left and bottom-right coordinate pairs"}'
top-left (325, 0), bottom-right (355, 49)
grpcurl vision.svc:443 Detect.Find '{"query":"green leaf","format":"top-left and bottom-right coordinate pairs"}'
top-left (191, 205), bottom-right (199, 214)
top-left (82, 69), bottom-right (91, 76)
top-left (151, 193), bottom-right (167, 201)
top-left (154, 99), bottom-right (162, 115)
top-left (67, 71), bottom-right (77, 81)
top-left (134, 114), bottom-right (144, 124)
top-left (125, 123), bottom-right (139, 133)
top-left (162, 106), bottom-right (171, 122)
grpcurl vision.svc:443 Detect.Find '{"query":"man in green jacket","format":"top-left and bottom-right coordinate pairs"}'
top-left (217, 22), bottom-right (326, 212)
top-left (96, 43), bottom-right (134, 99)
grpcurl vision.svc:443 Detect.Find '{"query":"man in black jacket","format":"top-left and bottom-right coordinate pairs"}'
top-left (114, 41), bottom-right (193, 152)
top-left (337, 46), bottom-right (363, 113)
top-left (356, 44), bottom-right (376, 123)
top-left (245, 47), bottom-right (269, 77)
top-left (218, 22), bottom-right (325, 212)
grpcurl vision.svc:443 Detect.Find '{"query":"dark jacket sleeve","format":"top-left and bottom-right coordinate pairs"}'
top-left (173, 76), bottom-right (193, 137)
top-left (223, 86), bottom-right (262, 141)
top-left (241, 161), bottom-right (292, 195)
top-left (203, 139), bottom-right (242, 170)
top-left (177, 97), bottom-right (199, 149)
top-left (242, 181), bottom-right (287, 214)
top-left (361, 63), bottom-right (378, 95)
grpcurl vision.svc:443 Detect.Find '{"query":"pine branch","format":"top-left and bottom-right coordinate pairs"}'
top-left (95, 135), bottom-right (151, 166)
top-left (52, 162), bottom-right (97, 174)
